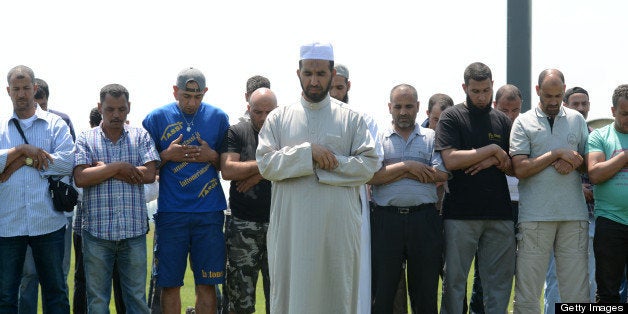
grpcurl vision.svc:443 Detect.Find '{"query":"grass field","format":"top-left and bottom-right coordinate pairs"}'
top-left (35, 223), bottom-right (519, 313)
top-left (35, 223), bottom-right (264, 313)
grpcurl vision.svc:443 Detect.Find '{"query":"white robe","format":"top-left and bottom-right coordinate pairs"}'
top-left (340, 103), bottom-right (383, 314)
top-left (256, 96), bottom-right (380, 314)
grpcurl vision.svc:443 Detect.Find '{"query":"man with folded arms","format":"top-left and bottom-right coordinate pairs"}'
top-left (586, 84), bottom-right (628, 302)
top-left (369, 84), bottom-right (448, 313)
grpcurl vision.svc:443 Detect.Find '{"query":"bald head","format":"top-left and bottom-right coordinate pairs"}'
top-left (536, 69), bottom-right (566, 117)
top-left (248, 87), bottom-right (277, 131)
top-left (538, 69), bottom-right (565, 87)
top-left (249, 87), bottom-right (277, 107)
top-left (494, 84), bottom-right (522, 122)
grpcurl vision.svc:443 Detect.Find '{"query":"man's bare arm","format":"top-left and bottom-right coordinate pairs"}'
top-left (587, 151), bottom-right (628, 184)
top-left (440, 144), bottom-right (509, 171)
top-left (512, 149), bottom-right (582, 179)
top-left (220, 152), bottom-right (260, 181)
top-left (367, 162), bottom-right (409, 185)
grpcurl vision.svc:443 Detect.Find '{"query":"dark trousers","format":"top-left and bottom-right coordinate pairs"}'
top-left (0, 227), bottom-right (69, 314)
top-left (594, 216), bottom-right (628, 303)
top-left (392, 267), bottom-right (408, 314)
top-left (73, 232), bottom-right (86, 313)
top-left (147, 230), bottom-right (162, 314)
top-left (72, 232), bottom-right (125, 314)
top-left (371, 204), bottom-right (443, 314)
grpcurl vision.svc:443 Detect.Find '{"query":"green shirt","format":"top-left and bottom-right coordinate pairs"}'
top-left (586, 124), bottom-right (628, 225)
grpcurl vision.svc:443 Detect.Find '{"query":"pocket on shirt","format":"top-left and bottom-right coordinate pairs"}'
top-left (410, 151), bottom-right (431, 165)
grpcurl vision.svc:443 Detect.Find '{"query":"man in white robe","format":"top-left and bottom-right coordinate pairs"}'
top-left (332, 63), bottom-right (382, 314)
top-left (256, 42), bottom-right (380, 314)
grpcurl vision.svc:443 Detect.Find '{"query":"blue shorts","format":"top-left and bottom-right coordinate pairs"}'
top-left (155, 211), bottom-right (225, 287)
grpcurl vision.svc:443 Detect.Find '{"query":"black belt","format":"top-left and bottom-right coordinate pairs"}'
top-left (374, 203), bottom-right (435, 214)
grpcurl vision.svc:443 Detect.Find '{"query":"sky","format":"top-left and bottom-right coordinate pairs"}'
top-left (1, 0), bottom-right (625, 132)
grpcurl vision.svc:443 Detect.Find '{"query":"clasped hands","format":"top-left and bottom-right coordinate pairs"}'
top-left (465, 145), bottom-right (511, 176)
top-left (0, 144), bottom-right (53, 182)
top-left (166, 134), bottom-right (218, 165)
top-left (552, 149), bottom-right (583, 175)
top-left (312, 144), bottom-right (338, 170)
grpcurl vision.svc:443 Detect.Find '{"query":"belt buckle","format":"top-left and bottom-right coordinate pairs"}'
top-left (398, 207), bottom-right (410, 214)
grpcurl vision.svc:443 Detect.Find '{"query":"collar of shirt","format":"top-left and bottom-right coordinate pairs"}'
top-left (300, 94), bottom-right (331, 110)
top-left (533, 105), bottom-right (567, 119)
top-left (11, 105), bottom-right (47, 126)
top-left (383, 123), bottom-right (425, 140)
top-left (97, 124), bottom-right (131, 142)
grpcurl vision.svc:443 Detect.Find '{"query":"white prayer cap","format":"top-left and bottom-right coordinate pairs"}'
top-left (334, 64), bottom-right (349, 78)
top-left (299, 42), bottom-right (334, 61)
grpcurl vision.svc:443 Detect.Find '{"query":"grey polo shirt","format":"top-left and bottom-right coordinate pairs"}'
top-left (509, 106), bottom-right (589, 222)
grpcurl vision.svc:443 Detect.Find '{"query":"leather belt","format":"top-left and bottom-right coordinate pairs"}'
top-left (374, 203), bottom-right (435, 214)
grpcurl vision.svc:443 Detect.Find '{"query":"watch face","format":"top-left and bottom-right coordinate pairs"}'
top-left (25, 157), bottom-right (33, 166)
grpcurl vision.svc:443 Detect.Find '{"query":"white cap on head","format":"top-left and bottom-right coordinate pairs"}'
top-left (334, 64), bottom-right (349, 78)
top-left (300, 42), bottom-right (334, 61)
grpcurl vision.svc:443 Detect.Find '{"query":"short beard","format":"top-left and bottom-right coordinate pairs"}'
top-left (395, 121), bottom-right (414, 129)
top-left (466, 94), bottom-right (493, 109)
top-left (302, 80), bottom-right (332, 103)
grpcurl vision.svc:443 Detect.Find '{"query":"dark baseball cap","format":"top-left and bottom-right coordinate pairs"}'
top-left (176, 67), bottom-right (206, 92)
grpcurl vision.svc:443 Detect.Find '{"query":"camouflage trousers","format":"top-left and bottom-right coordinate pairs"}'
top-left (225, 216), bottom-right (270, 314)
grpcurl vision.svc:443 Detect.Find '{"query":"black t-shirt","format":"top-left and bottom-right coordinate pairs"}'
top-left (434, 103), bottom-right (513, 220)
top-left (220, 120), bottom-right (271, 223)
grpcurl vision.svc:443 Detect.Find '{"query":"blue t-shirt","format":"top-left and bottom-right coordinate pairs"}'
top-left (142, 102), bottom-right (228, 214)
top-left (586, 124), bottom-right (628, 225)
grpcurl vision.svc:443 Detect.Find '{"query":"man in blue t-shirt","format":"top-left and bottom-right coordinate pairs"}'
top-left (143, 67), bottom-right (229, 314)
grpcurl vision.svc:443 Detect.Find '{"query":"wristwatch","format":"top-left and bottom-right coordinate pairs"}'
top-left (25, 157), bottom-right (33, 167)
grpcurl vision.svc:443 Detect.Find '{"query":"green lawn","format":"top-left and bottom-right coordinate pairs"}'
top-left (36, 224), bottom-right (520, 313)
top-left (35, 224), bottom-right (263, 313)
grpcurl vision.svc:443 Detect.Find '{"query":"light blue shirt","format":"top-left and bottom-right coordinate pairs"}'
top-left (372, 124), bottom-right (448, 207)
top-left (0, 107), bottom-right (75, 237)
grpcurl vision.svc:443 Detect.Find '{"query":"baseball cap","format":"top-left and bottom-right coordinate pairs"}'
top-left (176, 67), bottom-right (206, 92)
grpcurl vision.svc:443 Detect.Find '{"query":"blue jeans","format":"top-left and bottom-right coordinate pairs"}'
top-left (18, 246), bottom-right (39, 314)
top-left (63, 217), bottom-right (72, 288)
top-left (0, 227), bottom-right (69, 314)
top-left (82, 231), bottom-right (149, 314)
top-left (18, 217), bottom-right (72, 314)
